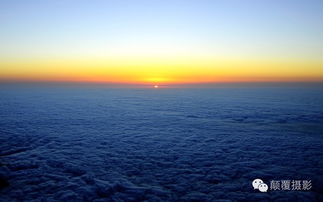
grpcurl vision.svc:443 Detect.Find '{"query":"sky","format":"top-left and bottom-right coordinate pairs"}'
top-left (0, 0), bottom-right (322, 85)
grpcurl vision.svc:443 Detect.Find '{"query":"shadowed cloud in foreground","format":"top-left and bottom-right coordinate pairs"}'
top-left (0, 86), bottom-right (322, 201)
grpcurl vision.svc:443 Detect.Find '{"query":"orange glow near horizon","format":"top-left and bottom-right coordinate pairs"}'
top-left (0, 57), bottom-right (322, 85)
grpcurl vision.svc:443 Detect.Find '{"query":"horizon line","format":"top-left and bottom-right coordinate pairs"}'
top-left (1, 80), bottom-right (323, 88)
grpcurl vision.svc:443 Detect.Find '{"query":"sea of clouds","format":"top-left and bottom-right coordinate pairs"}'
top-left (1, 87), bottom-right (322, 201)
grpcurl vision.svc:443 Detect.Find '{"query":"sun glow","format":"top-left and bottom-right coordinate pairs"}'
top-left (1, 58), bottom-right (322, 85)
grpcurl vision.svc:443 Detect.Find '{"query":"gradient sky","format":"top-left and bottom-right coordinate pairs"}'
top-left (0, 0), bottom-right (323, 84)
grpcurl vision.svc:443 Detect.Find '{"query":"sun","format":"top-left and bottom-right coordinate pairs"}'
top-left (154, 85), bottom-right (159, 88)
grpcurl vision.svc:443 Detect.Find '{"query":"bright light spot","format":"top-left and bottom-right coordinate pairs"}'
top-left (154, 85), bottom-right (159, 88)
